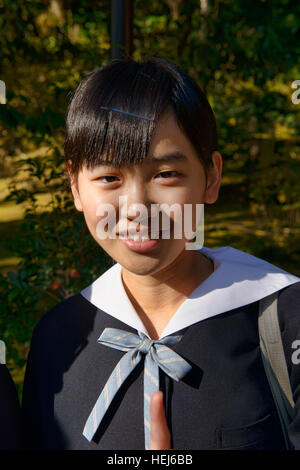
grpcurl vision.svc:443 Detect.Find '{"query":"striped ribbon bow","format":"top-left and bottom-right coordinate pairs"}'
top-left (82, 327), bottom-right (192, 449)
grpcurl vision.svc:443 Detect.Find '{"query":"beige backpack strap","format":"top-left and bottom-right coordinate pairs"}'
top-left (258, 291), bottom-right (295, 449)
top-left (0, 340), bottom-right (5, 365)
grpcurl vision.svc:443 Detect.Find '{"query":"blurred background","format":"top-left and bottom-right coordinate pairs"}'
top-left (0, 0), bottom-right (299, 398)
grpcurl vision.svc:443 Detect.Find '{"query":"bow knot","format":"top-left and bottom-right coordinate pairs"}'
top-left (137, 336), bottom-right (153, 354)
top-left (83, 327), bottom-right (191, 449)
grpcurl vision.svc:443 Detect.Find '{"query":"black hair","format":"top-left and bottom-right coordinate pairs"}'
top-left (64, 56), bottom-right (218, 182)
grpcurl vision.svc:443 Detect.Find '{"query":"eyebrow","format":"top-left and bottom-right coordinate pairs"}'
top-left (93, 151), bottom-right (188, 167)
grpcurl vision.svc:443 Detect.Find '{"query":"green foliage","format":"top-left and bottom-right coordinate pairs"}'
top-left (133, 0), bottom-right (300, 214)
top-left (0, 142), bottom-right (113, 395)
top-left (0, 0), bottom-right (299, 393)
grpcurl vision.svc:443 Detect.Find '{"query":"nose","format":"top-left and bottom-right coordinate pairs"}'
top-left (122, 180), bottom-right (152, 224)
top-left (118, 180), bottom-right (162, 235)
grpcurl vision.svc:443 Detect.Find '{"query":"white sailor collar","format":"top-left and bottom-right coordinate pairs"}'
top-left (80, 245), bottom-right (300, 339)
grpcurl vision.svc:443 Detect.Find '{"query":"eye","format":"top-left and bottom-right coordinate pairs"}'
top-left (96, 175), bottom-right (119, 183)
top-left (156, 171), bottom-right (180, 179)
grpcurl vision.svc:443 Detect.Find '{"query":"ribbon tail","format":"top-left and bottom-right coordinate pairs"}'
top-left (158, 357), bottom-right (192, 381)
top-left (83, 349), bottom-right (141, 442)
top-left (143, 353), bottom-right (160, 450)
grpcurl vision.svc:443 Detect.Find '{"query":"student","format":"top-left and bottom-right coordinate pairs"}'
top-left (0, 341), bottom-right (24, 449)
top-left (22, 57), bottom-right (300, 450)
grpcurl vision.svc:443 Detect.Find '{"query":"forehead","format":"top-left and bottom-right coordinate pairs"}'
top-left (148, 110), bottom-right (195, 155)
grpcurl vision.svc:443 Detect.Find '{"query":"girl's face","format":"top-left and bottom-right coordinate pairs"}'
top-left (68, 109), bottom-right (222, 277)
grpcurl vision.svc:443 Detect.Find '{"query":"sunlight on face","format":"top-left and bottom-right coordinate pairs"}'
top-left (69, 109), bottom-right (222, 277)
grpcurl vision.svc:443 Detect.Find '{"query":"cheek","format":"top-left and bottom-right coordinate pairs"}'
top-left (79, 190), bottom-right (107, 234)
top-left (170, 181), bottom-right (205, 238)
top-left (161, 178), bottom-right (205, 205)
top-left (81, 204), bottom-right (98, 238)
top-left (170, 204), bottom-right (202, 240)
top-left (82, 196), bottom-right (121, 245)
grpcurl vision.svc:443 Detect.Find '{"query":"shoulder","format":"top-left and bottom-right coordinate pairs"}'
top-left (31, 292), bottom-right (97, 344)
top-left (277, 281), bottom-right (300, 327)
top-left (275, 282), bottom-right (300, 373)
top-left (0, 364), bottom-right (16, 392)
top-left (278, 280), bottom-right (300, 304)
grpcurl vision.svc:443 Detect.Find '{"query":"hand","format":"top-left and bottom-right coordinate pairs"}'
top-left (150, 390), bottom-right (173, 450)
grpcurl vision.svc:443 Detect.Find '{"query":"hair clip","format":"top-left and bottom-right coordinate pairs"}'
top-left (100, 106), bottom-right (155, 122)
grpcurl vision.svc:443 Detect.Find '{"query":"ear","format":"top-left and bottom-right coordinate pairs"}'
top-left (204, 151), bottom-right (223, 204)
top-left (67, 160), bottom-right (83, 212)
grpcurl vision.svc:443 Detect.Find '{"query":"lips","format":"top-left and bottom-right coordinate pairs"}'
top-left (118, 230), bottom-right (163, 239)
top-left (120, 236), bottom-right (161, 253)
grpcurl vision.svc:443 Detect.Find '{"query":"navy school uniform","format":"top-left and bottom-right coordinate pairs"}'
top-left (0, 342), bottom-right (24, 449)
top-left (22, 246), bottom-right (300, 450)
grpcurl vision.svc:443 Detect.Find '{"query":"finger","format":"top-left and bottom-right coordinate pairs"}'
top-left (149, 390), bottom-right (171, 450)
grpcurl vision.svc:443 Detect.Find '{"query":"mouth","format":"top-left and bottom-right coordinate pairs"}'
top-left (118, 232), bottom-right (166, 253)
top-left (117, 230), bottom-right (169, 241)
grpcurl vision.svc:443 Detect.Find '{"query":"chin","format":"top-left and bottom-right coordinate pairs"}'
top-left (102, 239), bottom-right (186, 274)
top-left (119, 257), bottom-right (164, 277)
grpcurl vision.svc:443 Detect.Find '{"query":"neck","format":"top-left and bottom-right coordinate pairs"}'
top-left (121, 249), bottom-right (214, 339)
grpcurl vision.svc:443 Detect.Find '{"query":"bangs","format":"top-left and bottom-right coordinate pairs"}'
top-left (64, 60), bottom-right (172, 176)
top-left (64, 57), bottom-right (218, 180)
